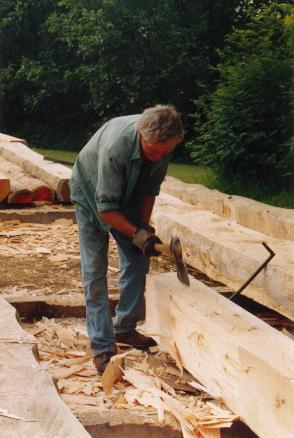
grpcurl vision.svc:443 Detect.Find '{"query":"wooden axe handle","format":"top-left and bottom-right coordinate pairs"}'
top-left (154, 243), bottom-right (171, 257)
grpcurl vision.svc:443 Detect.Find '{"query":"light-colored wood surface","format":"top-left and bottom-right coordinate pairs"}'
top-left (0, 133), bottom-right (26, 143)
top-left (0, 172), bottom-right (10, 202)
top-left (0, 296), bottom-right (90, 437)
top-left (0, 141), bottom-right (71, 202)
top-left (161, 176), bottom-right (294, 241)
top-left (152, 192), bottom-right (294, 321)
top-left (144, 272), bottom-right (294, 438)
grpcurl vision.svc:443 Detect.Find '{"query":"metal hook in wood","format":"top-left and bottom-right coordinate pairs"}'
top-left (229, 242), bottom-right (275, 301)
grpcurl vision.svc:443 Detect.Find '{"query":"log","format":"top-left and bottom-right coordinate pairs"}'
top-left (8, 187), bottom-right (33, 204)
top-left (0, 157), bottom-right (55, 202)
top-left (0, 133), bottom-right (26, 144)
top-left (144, 272), bottom-right (294, 438)
top-left (152, 192), bottom-right (294, 321)
top-left (161, 176), bottom-right (294, 241)
top-left (0, 142), bottom-right (71, 202)
top-left (0, 172), bottom-right (10, 202)
top-left (4, 176), bottom-right (34, 205)
top-left (0, 296), bottom-right (90, 437)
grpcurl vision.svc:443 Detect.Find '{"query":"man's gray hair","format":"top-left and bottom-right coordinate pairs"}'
top-left (138, 104), bottom-right (184, 142)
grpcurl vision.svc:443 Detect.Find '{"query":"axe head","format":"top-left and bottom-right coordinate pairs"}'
top-left (170, 236), bottom-right (190, 287)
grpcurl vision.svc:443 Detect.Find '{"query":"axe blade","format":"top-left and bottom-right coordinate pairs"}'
top-left (170, 236), bottom-right (190, 286)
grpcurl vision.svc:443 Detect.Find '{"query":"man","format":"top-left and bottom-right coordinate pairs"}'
top-left (69, 104), bottom-right (184, 374)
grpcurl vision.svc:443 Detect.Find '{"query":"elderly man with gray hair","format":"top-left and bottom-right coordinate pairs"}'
top-left (70, 105), bottom-right (184, 374)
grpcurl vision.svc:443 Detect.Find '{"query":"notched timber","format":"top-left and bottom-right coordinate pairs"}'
top-left (144, 272), bottom-right (294, 438)
top-left (152, 192), bottom-right (294, 321)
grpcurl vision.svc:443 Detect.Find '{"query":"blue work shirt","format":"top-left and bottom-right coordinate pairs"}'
top-left (70, 115), bottom-right (172, 232)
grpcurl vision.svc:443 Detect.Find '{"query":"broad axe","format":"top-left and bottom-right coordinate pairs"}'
top-left (154, 236), bottom-right (190, 286)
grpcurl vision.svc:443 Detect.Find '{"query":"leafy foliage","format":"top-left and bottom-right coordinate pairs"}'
top-left (0, 0), bottom-right (253, 149)
top-left (0, 0), bottom-right (292, 194)
top-left (189, 4), bottom-right (294, 183)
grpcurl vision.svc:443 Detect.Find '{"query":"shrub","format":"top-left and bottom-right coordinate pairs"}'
top-left (190, 4), bottom-right (294, 184)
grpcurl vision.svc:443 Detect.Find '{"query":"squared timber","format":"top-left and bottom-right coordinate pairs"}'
top-left (144, 272), bottom-right (294, 438)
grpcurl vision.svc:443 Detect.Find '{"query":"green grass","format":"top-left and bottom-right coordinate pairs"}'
top-left (33, 148), bottom-right (77, 165)
top-left (33, 148), bottom-right (294, 209)
top-left (168, 163), bottom-right (294, 209)
top-left (220, 183), bottom-right (294, 209)
top-left (167, 163), bottom-right (218, 188)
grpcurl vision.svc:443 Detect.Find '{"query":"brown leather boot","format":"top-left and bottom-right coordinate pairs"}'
top-left (115, 330), bottom-right (157, 350)
top-left (93, 351), bottom-right (116, 375)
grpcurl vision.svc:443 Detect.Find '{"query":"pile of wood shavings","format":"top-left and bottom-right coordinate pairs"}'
top-left (0, 219), bottom-right (79, 259)
top-left (23, 317), bottom-right (237, 438)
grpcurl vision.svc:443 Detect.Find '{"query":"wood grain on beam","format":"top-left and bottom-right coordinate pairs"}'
top-left (161, 176), bottom-right (294, 241)
top-left (0, 297), bottom-right (90, 437)
top-left (0, 142), bottom-right (71, 202)
top-left (152, 192), bottom-right (294, 321)
top-left (144, 272), bottom-right (294, 438)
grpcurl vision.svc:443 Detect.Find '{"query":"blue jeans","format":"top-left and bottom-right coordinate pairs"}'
top-left (74, 201), bottom-right (149, 355)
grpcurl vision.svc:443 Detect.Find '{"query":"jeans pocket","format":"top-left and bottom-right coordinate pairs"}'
top-left (69, 179), bottom-right (89, 204)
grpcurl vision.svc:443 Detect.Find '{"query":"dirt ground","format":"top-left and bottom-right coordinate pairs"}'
top-left (0, 219), bottom-right (158, 295)
top-left (0, 218), bottom-right (219, 299)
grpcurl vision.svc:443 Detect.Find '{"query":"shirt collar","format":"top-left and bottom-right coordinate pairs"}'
top-left (129, 129), bottom-right (142, 160)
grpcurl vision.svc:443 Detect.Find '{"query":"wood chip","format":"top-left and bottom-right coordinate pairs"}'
top-left (53, 218), bottom-right (73, 226)
top-left (49, 254), bottom-right (69, 263)
top-left (58, 354), bottom-right (93, 367)
top-left (101, 350), bottom-right (138, 395)
top-left (108, 265), bottom-right (120, 273)
top-left (61, 394), bottom-right (99, 406)
top-left (35, 247), bottom-right (52, 254)
top-left (51, 365), bottom-right (86, 380)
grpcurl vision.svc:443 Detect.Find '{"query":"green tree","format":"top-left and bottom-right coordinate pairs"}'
top-left (46, 0), bottom-right (242, 140)
top-left (0, 0), bottom-right (278, 151)
top-left (190, 3), bottom-right (294, 184)
top-left (0, 0), bottom-right (91, 147)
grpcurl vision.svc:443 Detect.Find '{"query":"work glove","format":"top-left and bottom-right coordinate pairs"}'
top-left (132, 228), bottom-right (162, 257)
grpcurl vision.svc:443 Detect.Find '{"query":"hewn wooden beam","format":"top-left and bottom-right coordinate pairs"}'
top-left (0, 297), bottom-right (90, 437)
top-left (161, 176), bottom-right (294, 241)
top-left (144, 272), bottom-right (294, 438)
top-left (152, 192), bottom-right (294, 321)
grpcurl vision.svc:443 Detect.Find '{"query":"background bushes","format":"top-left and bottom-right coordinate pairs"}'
top-left (0, 1), bottom-right (293, 185)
